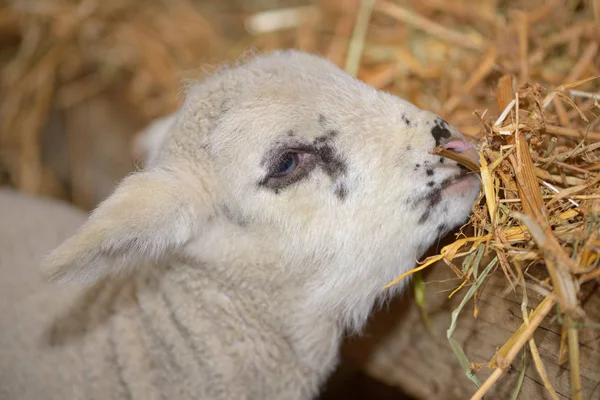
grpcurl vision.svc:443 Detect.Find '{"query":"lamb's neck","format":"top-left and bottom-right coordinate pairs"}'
top-left (153, 260), bottom-right (343, 393)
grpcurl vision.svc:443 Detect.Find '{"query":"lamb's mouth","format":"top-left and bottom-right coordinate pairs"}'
top-left (440, 167), bottom-right (480, 191)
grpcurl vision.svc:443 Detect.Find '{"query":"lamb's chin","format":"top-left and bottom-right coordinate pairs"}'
top-left (444, 173), bottom-right (480, 196)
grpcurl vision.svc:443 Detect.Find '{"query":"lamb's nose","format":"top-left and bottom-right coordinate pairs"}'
top-left (443, 139), bottom-right (480, 166)
top-left (443, 139), bottom-right (471, 152)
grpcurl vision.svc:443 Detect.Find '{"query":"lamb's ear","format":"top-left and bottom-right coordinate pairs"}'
top-left (41, 165), bottom-right (214, 285)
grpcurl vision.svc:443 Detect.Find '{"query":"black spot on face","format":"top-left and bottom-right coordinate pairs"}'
top-left (431, 118), bottom-right (452, 146)
top-left (426, 189), bottom-right (442, 208)
top-left (402, 114), bottom-right (411, 127)
top-left (439, 157), bottom-right (445, 163)
top-left (334, 184), bottom-right (348, 201)
top-left (288, 130), bottom-right (295, 137)
top-left (440, 177), bottom-right (452, 187)
top-left (315, 143), bottom-right (347, 179)
top-left (418, 189), bottom-right (442, 224)
top-left (426, 169), bottom-right (434, 176)
top-left (427, 181), bottom-right (435, 187)
top-left (311, 128), bottom-right (346, 178)
top-left (318, 114), bottom-right (327, 127)
top-left (418, 209), bottom-right (431, 224)
top-left (314, 129), bottom-right (339, 144)
top-left (220, 204), bottom-right (248, 227)
top-left (406, 145), bottom-right (412, 151)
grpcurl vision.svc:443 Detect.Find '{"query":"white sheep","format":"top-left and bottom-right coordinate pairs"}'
top-left (0, 50), bottom-right (480, 400)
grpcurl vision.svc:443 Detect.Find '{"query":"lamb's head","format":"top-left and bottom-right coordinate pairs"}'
top-left (43, 50), bottom-right (480, 330)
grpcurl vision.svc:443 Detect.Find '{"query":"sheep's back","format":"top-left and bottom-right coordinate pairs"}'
top-left (0, 188), bottom-right (90, 399)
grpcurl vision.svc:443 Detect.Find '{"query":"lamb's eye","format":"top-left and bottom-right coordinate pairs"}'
top-left (272, 152), bottom-right (300, 177)
top-left (260, 149), bottom-right (315, 190)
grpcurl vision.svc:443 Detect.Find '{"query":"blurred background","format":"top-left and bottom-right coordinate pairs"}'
top-left (1, 0), bottom-right (599, 398)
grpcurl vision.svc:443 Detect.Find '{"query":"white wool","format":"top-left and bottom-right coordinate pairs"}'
top-left (133, 113), bottom-right (176, 167)
top-left (1, 50), bottom-right (480, 400)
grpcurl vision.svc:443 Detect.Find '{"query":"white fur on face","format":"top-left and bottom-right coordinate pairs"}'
top-left (147, 50), bottom-right (480, 331)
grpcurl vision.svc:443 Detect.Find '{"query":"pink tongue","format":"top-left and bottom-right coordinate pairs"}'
top-left (443, 139), bottom-right (473, 153)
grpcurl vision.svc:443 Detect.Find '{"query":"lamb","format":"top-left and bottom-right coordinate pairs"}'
top-left (0, 50), bottom-right (481, 400)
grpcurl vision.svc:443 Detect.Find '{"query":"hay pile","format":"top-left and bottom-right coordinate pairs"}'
top-left (373, 1), bottom-right (600, 398)
top-left (386, 79), bottom-right (600, 399)
top-left (1, 0), bottom-right (599, 398)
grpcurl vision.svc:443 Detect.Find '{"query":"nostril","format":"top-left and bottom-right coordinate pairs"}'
top-left (443, 139), bottom-right (473, 153)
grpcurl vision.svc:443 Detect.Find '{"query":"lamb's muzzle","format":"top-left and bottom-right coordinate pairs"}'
top-left (443, 139), bottom-right (479, 164)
